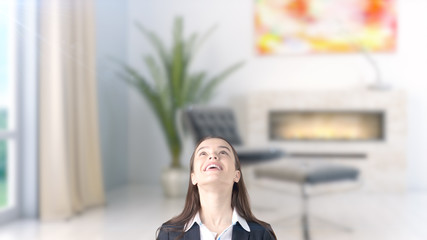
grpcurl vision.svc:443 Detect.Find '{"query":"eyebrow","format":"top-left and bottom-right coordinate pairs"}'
top-left (197, 145), bottom-right (231, 153)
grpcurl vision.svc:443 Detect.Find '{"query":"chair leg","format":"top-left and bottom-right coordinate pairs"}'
top-left (265, 183), bottom-right (353, 240)
top-left (300, 184), bottom-right (352, 240)
top-left (301, 184), bottom-right (311, 240)
top-left (302, 214), bottom-right (310, 240)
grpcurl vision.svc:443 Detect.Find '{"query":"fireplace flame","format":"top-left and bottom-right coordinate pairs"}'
top-left (271, 112), bottom-right (383, 141)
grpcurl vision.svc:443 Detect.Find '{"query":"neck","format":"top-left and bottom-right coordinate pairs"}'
top-left (198, 185), bottom-right (233, 229)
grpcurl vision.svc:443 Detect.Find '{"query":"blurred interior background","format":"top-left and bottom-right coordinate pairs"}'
top-left (1, 0), bottom-right (427, 239)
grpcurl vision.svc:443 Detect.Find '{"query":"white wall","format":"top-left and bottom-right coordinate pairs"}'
top-left (127, 0), bottom-right (427, 190)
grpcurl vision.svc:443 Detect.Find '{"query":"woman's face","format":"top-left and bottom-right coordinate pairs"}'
top-left (191, 138), bottom-right (241, 188)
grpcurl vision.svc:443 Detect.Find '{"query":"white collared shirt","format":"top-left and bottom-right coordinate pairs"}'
top-left (184, 208), bottom-right (251, 240)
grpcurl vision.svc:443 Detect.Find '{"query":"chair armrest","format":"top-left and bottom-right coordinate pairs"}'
top-left (234, 147), bottom-right (284, 164)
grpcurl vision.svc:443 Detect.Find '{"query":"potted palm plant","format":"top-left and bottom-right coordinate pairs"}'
top-left (118, 17), bottom-right (244, 197)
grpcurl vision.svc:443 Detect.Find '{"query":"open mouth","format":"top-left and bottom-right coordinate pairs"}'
top-left (204, 164), bottom-right (223, 171)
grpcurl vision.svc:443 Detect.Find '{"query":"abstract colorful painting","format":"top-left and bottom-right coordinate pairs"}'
top-left (255, 0), bottom-right (397, 54)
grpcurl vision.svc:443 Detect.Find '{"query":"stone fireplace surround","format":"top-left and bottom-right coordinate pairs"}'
top-left (239, 90), bottom-right (406, 193)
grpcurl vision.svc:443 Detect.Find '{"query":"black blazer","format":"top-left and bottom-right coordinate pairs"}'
top-left (157, 221), bottom-right (274, 240)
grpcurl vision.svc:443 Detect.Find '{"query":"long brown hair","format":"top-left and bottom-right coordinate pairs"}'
top-left (156, 136), bottom-right (277, 240)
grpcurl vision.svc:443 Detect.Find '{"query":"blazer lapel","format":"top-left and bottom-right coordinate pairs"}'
top-left (232, 223), bottom-right (250, 240)
top-left (185, 224), bottom-right (201, 240)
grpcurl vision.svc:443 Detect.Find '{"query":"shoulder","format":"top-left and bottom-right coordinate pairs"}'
top-left (157, 224), bottom-right (184, 240)
top-left (158, 223), bottom-right (200, 240)
top-left (247, 221), bottom-right (269, 231)
top-left (244, 222), bottom-right (275, 240)
top-left (159, 223), bottom-right (185, 230)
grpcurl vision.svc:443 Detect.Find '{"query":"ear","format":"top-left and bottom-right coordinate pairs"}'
top-left (234, 170), bottom-right (241, 183)
top-left (191, 173), bottom-right (198, 185)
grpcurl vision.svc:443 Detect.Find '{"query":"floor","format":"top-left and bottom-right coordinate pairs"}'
top-left (0, 184), bottom-right (426, 240)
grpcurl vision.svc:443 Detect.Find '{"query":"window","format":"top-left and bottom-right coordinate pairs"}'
top-left (0, 0), bottom-right (17, 211)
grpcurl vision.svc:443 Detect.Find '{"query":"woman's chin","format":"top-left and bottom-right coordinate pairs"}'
top-left (198, 177), bottom-right (234, 189)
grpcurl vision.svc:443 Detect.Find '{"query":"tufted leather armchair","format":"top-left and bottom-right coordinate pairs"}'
top-left (182, 106), bottom-right (284, 164)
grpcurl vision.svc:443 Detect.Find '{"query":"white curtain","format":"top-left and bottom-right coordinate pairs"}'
top-left (38, 0), bottom-right (105, 220)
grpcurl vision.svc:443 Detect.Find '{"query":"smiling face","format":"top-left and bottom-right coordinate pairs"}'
top-left (190, 138), bottom-right (241, 188)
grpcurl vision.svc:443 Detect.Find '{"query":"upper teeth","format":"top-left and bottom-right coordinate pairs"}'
top-left (206, 164), bottom-right (221, 171)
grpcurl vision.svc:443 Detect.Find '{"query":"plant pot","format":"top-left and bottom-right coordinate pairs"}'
top-left (161, 167), bottom-right (188, 198)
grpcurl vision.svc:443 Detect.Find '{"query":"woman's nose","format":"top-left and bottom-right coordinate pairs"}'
top-left (209, 155), bottom-right (218, 160)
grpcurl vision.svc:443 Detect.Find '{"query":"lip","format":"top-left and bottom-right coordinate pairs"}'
top-left (203, 163), bottom-right (223, 171)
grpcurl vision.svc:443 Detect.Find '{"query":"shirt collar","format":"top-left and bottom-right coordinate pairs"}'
top-left (184, 211), bottom-right (202, 232)
top-left (185, 209), bottom-right (251, 232)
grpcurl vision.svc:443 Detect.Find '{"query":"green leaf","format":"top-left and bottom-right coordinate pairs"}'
top-left (135, 21), bottom-right (171, 77)
top-left (171, 17), bottom-right (185, 107)
top-left (144, 55), bottom-right (165, 93)
top-left (197, 61), bottom-right (245, 102)
top-left (184, 32), bottom-right (198, 65)
top-left (182, 71), bottom-right (206, 105)
top-left (191, 24), bottom-right (218, 59)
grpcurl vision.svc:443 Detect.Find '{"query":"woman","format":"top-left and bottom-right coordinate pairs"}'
top-left (157, 136), bottom-right (277, 240)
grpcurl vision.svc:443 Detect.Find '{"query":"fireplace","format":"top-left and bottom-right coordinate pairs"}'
top-left (269, 111), bottom-right (384, 141)
top-left (242, 90), bottom-right (407, 192)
